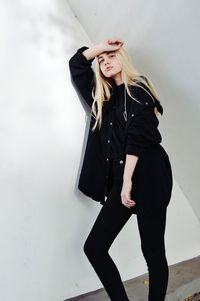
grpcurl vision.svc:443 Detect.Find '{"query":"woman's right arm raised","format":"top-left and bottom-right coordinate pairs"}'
top-left (68, 38), bottom-right (124, 109)
top-left (68, 44), bottom-right (104, 109)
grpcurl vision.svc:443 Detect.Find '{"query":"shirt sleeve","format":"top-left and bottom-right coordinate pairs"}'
top-left (125, 85), bottom-right (162, 157)
top-left (68, 46), bottom-right (95, 108)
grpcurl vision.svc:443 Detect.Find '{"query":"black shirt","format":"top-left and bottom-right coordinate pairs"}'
top-left (110, 82), bottom-right (132, 161)
top-left (68, 46), bottom-right (171, 207)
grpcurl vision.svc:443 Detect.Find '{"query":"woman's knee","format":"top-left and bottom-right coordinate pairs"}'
top-left (83, 236), bottom-right (93, 258)
top-left (141, 241), bottom-right (166, 262)
top-left (83, 235), bottom-right (107, 260)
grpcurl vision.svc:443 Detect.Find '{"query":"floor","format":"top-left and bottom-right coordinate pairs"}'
top-left (65, 255), bottom-right (200, 301)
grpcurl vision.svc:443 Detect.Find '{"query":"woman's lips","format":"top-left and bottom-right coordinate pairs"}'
top-left (106, 67), bottom-right (112, 71)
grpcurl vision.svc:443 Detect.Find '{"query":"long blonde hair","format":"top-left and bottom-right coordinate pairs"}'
top-left (90, 46), bottom-right (162, 132)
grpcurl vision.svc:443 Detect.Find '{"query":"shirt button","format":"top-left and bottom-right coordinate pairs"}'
top-left (145, 101), bottom-right (148, 105)
top-left (131, 113), bottom-right (134, 117)
top-left (110, 122), bottom-right (113, 125)
top-left (106, 158), bottom-right (109, 161)
top-left (107, 140), bottom-right (110, 143)
top-left (119, 160), bottom-right (123, 164)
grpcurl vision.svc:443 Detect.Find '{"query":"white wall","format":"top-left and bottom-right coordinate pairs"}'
top-left (0, 0), bottom-right (199, 300)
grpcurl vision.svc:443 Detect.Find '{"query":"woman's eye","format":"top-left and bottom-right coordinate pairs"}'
top-left (99, 54), bottom-right (115, 63)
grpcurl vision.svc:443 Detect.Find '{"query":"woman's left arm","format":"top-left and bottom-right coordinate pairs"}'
top-left (123, 154), bottom-right (139, 182)
top-left (120, 154), bottom-right (139, 208)
top-left (121, 86), bottom-right (163, 207)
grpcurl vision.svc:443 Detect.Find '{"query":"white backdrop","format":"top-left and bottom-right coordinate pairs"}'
top-left (0, 0), bottom-right (199, 300)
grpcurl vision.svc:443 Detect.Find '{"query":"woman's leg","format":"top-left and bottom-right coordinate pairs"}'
top-left (136, 207), bottom-right (169, 301)
top-left (83, 177), bottom-right (133, 301)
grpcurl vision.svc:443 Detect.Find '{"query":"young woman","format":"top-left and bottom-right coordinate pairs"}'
top-left (69, 37), bottom-right (173, 301)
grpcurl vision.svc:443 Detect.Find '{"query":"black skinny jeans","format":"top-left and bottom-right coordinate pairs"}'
top-left (83, 159), bottom-right (169, 301)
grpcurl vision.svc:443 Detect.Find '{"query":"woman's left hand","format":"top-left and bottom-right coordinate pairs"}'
top-left (120, 179), bottom-right (136, 209)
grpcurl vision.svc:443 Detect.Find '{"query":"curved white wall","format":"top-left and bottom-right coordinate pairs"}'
top-left (0, 0), bottom-right (199, 300)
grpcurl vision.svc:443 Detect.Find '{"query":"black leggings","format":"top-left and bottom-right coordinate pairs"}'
top-left (83, 160), bottom-right (169, 301)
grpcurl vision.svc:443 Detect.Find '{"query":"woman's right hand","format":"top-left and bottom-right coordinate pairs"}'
top-left (97, 37), bottom-right (124, 53)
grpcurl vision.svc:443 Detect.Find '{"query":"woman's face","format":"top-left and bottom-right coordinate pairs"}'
top-left (97, 51), bottom-right (122, 78)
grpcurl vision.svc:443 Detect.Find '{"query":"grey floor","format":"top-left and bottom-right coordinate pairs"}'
top-left (65, 255), bottom-right (200, 301)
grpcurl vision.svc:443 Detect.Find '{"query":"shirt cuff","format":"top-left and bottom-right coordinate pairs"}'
top-left (76, 46), bottom-right (95, 65)
top-left (125, 145), bottom-right (146, 157)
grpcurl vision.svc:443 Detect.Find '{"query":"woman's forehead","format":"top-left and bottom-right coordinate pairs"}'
top-left (97, 51), bottom-right (115, 59)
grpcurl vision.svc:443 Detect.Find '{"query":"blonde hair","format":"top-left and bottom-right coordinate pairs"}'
top-left (90, 46), bottom-right (162, 132)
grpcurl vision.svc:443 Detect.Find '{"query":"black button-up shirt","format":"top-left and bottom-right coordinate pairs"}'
top-left (68, 46), bottom-right (164, 206)
top-left (110, 83), bottom-right (132, 161)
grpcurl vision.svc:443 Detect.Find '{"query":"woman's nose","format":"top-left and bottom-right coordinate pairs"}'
top-left (104, 59), bottom-right (110, 66)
